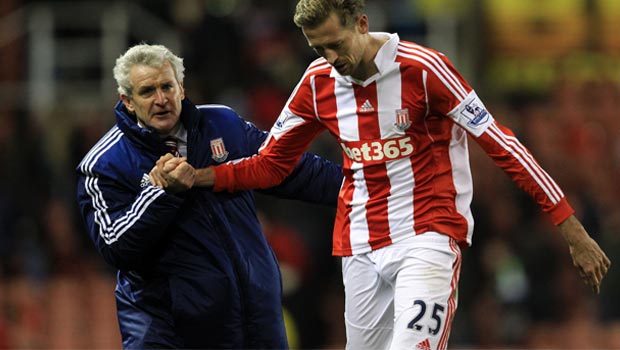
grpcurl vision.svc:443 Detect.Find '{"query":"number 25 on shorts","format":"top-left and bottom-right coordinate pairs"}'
top-left (407, 300), bottom-right (445, 335)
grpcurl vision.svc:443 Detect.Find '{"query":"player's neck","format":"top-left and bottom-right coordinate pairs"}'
top-left (353, 35), bottom-right (388, 80)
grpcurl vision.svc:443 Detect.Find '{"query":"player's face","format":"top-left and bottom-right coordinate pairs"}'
top-left (303, 12), bottom-right (368, 79)
top-left (121, 62), bottom-right (185, 135)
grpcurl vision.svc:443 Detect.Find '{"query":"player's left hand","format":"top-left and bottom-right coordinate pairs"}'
top-left (559, 215), bottom-right (611, 294)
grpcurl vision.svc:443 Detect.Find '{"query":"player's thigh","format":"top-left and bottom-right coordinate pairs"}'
top-left (342, 254), bottom-right (393, 350)
top-left (390, 239), bottom-right (461, 350)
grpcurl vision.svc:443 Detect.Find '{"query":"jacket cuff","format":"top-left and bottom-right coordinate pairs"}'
top-left (547, 197), bottom-right (574, 225)
top-left (160, 187), bottom-right (186, 204)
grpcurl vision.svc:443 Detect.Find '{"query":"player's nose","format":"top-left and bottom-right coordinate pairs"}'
top-left (324, 49), bottom-right (338, 65)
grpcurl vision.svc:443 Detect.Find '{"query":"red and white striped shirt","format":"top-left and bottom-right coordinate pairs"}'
top-left (214, 33), bottom-right (574, 256)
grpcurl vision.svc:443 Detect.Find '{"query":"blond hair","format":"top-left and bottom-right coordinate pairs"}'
top-left (293, 0), bottom-right (365, 29)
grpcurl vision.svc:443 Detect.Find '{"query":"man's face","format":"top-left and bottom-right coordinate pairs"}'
top-left (302, 12), bottom-right (366, 77)
top-left (121, 62), bottom-right (185, 135)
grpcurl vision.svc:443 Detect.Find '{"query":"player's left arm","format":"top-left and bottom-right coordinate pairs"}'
top-left (424, 51), bottom-right (611, 294)
top-left (456, 101), bottom-right (611, 293)
top-left (458, 101), bottom-right (611, 293)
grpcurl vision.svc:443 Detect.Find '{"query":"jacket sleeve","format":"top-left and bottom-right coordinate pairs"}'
top-left (76, 166), bottom-right (184, 271)
top-left (240, 117), bottom-right (343, 206)
top-left (259, 152), bottom-right (343, 206)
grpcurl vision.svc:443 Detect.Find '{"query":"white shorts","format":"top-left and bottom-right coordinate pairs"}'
top-left (342, 232), bottom-right (462, 350)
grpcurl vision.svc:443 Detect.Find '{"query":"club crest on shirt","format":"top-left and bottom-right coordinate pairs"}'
top-left (460, 99), bottom-right (489, 127)
top-left (210, 137), bottom-right (229, 162)
top-left (394, 108), bottom-right (412, 131)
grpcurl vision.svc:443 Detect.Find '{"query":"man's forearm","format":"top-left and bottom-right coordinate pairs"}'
top-left (557, 213), bottom-right (611, 294)
top-left (195, 167), bottom-right (216, 187)
top-left (558, 214), bottom-right (587, 245)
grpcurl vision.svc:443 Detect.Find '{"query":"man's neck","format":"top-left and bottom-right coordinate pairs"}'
top-left (352, 35), bottom-right (389, 80)
top-left (137, 120), bottom-right (183, 139)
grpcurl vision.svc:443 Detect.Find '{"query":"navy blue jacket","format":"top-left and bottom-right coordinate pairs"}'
top-left (76, 99), bottom-right (342, 349)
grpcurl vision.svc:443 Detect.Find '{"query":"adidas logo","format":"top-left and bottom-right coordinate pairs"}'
top-left (140, 173), bottom-right (150, 188)
top-left (415, 339), bottom-right (431, 350)
top-left (359, 99), bottom-right (374, 113)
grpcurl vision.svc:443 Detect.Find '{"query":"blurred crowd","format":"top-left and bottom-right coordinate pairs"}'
top-left (0, 0), bottom-right (619, 348)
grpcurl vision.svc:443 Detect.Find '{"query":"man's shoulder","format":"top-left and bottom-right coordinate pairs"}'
top-left (396, 40), bottom-right (446, 66)
top-left (302, 57), bottom-right (333, 78)
top-left (196, 103), bottom-right (235, 112)
top-left (195, 103), bottom-right (246, 127)
top-left (195, 104), bottom-right (241, 120)
top-left (77, 125), bottom-right (128, 174)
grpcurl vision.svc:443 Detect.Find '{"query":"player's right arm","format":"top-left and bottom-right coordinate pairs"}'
top-left (239, 116), bottom-right (342, 206)
top-left (205, 67), bottom-right (324, 193)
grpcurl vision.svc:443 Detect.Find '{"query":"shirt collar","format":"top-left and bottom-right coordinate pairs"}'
top-left (330, 32), bottom-right (400, 85)
top-left (167, 123), bottom-right (188, 143)
top-left (136, 120), bottom-right (188, 143)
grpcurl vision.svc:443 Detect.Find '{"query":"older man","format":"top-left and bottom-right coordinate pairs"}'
top-left (76, 43), bottom-right (342, 349)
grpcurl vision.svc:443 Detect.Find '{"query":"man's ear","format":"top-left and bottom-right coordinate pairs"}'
top-left (120, 94), bottom-right (135, 113)
top-left (357, 14), bottom-right (369, 34)
top-left (179, 82), bottom-right (185, 100)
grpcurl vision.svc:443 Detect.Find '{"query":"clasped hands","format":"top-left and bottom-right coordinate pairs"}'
top-left (149, 153), bottom-right (195, 193)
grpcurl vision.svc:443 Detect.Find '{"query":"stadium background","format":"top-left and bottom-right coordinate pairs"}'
top-left (0, 0), bottom-right (619, 348)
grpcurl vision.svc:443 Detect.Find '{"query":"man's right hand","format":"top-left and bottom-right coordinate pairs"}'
top-left (150, 154), bottom-right (196, 193)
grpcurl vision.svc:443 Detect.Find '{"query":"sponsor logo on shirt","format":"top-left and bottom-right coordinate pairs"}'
top-left (210, 137), bottom-right (229, 162)
top-left (340, 136), bottom-right (414, 167)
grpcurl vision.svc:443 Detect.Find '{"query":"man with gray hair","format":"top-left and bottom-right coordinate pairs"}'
top-left (76, 43), bottom-right (342, 349)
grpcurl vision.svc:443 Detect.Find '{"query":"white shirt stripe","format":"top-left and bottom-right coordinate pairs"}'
top-left (486, 123), bottom-right (563, 203)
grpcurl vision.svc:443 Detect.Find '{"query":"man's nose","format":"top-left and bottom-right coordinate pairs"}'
top-left (154, 89), bottom-right (167, 104)
top-left (324, 49), bottom-right (338, 65)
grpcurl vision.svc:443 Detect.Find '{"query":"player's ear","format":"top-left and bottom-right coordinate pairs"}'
top-left (356, 14), bottom-right (369, 34)
top-left (120, 94), bottom-right (135, 113)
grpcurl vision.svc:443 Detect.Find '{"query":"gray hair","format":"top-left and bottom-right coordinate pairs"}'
top-left (113, 44), bottom-right (185, 97)
top-left (293, 0), bottom-right (365, 29)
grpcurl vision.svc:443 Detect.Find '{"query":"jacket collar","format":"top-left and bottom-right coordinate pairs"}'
top-left (114, 98), bottom-right (200, 151)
